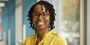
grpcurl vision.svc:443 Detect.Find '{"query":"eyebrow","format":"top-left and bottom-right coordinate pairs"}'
top-left (33, 12), bottom-right (47, 14)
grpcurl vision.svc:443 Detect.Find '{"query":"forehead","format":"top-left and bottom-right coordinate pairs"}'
top-left (33, 4), bottom-right (46, 13)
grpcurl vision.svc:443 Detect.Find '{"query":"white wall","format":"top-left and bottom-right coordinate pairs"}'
top-left (15, 0), bottom-right (23, 45)
top-left (87, 0), bottom-right (90, 45)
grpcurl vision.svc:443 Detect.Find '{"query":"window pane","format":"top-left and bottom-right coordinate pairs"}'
top-left (61, 0), bottom-right (80, 45)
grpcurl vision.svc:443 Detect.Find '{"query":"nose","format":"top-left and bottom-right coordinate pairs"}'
top-left (38, 15), bottom-right (43, 20)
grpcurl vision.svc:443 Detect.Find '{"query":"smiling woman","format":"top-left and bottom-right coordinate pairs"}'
top-left (23, 1), bottom-right (67, 45)
top-left (32, 5), bottom-right (50, 31)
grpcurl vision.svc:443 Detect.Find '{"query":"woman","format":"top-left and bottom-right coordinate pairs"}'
top-left (24, 1), bottom-right (67, 45)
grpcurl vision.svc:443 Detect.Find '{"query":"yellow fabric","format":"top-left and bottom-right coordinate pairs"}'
top-left (23, 30), bottom-right (67, 45)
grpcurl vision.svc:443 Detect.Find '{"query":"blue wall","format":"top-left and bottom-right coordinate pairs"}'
top-left (9, 0), bottom-right (15, 45)
top-left (23, 0), bottom-right (36, 38)
top-left (1, 2), bottom-right (9, 43)
top-left (1, 0), bottom-right (15, 45)
top-left (1, 0), bottom-right (36, 45)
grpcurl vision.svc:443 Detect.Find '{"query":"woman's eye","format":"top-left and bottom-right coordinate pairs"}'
top-left (34, 14), bottom-right (39, 16)
top-left (42, 14), bottom-right (46, 16)
top-left (42, 13), bottom-right (48, 16)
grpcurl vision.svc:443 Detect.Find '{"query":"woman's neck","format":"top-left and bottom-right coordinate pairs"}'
top-left (36, 28), bottom-right (49, 38)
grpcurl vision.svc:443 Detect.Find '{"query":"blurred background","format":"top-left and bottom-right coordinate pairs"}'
top-left (0, 0), bottom-right (89, 45)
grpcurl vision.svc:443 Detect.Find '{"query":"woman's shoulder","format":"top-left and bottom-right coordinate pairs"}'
top-left (55, 35), bottom-right (67, 45)
top-left (51, 31), bottom-right (62, 37)
top-left (52, 31), bottom-right (67, 45)
top-left (51, 31), bottom-right (67, 42)
top-left (25, 34), bottom-right (36, 40)
top-left (23, 34), bottom-right (36, 45)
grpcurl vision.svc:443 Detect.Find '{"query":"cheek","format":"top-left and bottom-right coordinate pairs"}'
top-left (46, 16), bottom-right (50, 24)
top-left (33, 17), bottom-right (36, 25)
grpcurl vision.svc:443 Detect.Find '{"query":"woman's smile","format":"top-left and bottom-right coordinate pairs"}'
top-left (37, 21), bottom-right (45, 26)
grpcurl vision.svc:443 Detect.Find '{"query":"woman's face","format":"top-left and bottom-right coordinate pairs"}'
top-left (32, 4), bottom-right (50, 30)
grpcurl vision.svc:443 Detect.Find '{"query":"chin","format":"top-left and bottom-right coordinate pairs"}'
top-left (37, 26), bottom-right (46, 30)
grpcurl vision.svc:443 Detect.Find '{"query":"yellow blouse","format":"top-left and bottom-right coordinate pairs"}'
top-left (23, 30), bottom-right (67, 45)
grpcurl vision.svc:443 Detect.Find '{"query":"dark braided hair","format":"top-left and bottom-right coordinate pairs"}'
top-left (27, 1), bottom-right (56, 31)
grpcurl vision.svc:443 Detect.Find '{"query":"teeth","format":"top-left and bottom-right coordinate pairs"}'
top-left (38, 22), bottom-right (44, 25)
